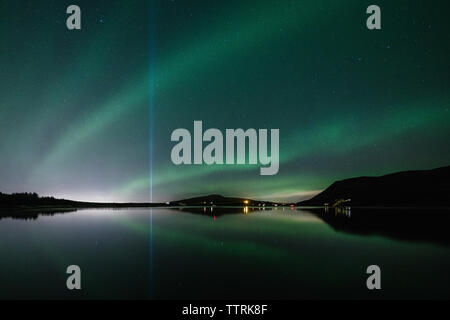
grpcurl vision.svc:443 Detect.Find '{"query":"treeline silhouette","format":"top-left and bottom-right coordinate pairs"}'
top-left (0, 192), bottom-right (162, 208)
top-left (0, 192), bottom-right (77, 207)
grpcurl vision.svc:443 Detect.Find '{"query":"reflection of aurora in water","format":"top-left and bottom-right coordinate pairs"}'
top-left (2, 207), bottom-right (450, 299)
top-left (169, 205), bottom-right (309, 217)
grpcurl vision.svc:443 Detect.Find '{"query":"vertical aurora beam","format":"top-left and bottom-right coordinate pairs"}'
top-left (148, 1), bottom-right (157, 299)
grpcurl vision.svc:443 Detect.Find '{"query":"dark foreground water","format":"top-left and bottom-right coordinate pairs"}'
top-left (1, 207), bottom-right (450, 299)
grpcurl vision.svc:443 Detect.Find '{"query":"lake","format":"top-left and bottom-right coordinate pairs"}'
top-left (1, 207), bottom-right (450, 299)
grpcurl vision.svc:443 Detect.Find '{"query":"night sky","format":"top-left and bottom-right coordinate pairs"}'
top-left (0, 0), bottom-right (449, 203)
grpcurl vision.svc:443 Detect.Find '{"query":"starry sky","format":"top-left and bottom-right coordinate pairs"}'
top-left (0, 0), bottom-right (449, 203)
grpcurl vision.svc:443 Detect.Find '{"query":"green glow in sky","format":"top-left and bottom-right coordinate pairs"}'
top-left (0, 0), bottom-right (449, 202)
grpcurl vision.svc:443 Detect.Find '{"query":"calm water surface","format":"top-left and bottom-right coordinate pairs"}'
top-left (1, 207), bottom-right (450, 299)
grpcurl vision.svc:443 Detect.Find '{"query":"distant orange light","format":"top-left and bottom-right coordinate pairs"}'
top-left (244, 200), bottom-right (249, 204)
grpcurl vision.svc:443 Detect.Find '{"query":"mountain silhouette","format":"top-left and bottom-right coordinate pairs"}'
top-left (298, 165), bottom-right (450, 207)
top-left (169, 194), bottom-right (277, 206)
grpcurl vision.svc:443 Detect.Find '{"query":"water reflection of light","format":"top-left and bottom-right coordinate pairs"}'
top-left (328, 206), bottom-right (352, 218)
top-left (243, 206), bottom-right (249, 214)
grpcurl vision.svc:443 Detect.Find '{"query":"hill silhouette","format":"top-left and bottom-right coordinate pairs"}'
top-left (169, 194), bottom-right (278, 206)
top-left (298, 165), bottom-right (450, 207)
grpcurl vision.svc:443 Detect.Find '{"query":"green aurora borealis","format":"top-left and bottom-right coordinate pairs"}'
top-left (0, 0), bottom-right (449, 202)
